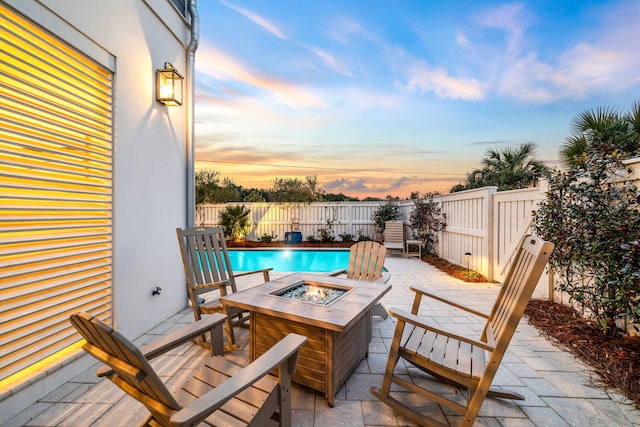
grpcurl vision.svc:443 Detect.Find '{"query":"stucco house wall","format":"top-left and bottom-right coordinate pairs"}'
top-left (1, 0), bottom-right (192, 421)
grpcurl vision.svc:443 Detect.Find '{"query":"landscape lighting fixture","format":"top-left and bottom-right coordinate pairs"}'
top-left (156, 62), bottom-right (183, 106)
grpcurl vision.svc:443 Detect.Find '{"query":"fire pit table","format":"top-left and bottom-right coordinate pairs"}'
top-left (221, 272), bottom-right (391, 406)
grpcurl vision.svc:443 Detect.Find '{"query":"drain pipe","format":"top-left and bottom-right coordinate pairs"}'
top-left (186, 0), bottom-right (199, 227)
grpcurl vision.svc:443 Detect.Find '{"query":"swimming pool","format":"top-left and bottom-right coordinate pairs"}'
top-left (228, 249), bottom-right (349, 272)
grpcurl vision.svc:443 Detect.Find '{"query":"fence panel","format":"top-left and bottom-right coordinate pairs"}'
top-left (196, 202), bottom-right (385, 242)
top-left (435, 188), bottom-right (496, 280)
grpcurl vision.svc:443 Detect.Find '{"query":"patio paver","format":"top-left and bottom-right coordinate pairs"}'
top-left (5, 256), bottom-right (640, 426)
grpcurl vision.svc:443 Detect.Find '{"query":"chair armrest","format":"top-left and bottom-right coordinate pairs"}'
top-left (410, 285), bottom-right (489, 319)
top-left (232, 267), bottom-right (273, 281)
top-left (325, 268), bottom-right (346, 277)
top-left (170, 333), bottom-right (307, 427)
top-left (389, 307), bottom-right (494, 352)
top-left (95, 314), bottom-right (227, 378)
top-left (140, 313), bottom-right (227, 358)
top-left (192, 280), bottom-right (229, 291)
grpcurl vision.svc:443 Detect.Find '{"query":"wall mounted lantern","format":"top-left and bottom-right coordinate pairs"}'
top-left (156, 62), bottom-right (183, 106)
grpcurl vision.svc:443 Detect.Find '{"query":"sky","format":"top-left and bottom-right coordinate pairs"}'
top-left (193, 0), bottom-right (640, 199)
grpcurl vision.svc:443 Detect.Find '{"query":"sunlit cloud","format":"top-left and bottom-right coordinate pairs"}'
top-left (197, 44), bottom-right (327, 109)
top-left (219, 0), bottom-right (286, 39)
top-left (405, 62), bottom-right (484, 100)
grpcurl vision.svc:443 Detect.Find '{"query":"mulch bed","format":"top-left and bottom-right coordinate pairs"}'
top-left (420, 253), bottom-right (488, 282)
top-left (525, 300), bottom-right (640, 407)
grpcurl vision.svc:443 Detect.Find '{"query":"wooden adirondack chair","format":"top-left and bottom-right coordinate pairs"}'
top-left (370, 234), bottom-right (554, 427)
top-left (176, 226), bottom-right (273, 348)
top-left (327, 240), bottom-right (390, 319)
top-left (383, 220), bottom-right (405, 255)
top-left (69, 311), bottom-right (307, 427)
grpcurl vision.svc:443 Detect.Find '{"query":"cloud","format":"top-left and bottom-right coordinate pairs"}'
top-left (197, 44), bottom-right (326, 109)
top-left (475, 2), bottom-right (528, 56)
top-left (405, 62), bottom-right (484, 100)
top-left (477, 1), bottom-right (640, 102)
top-left (219, 0), bottom-right (286, 39)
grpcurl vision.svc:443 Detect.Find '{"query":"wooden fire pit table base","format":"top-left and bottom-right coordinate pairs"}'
top-left (222, 273), bottom-right (391, 406)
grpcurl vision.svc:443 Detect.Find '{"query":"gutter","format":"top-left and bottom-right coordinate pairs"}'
top-left (186, 0), bottom-right (199, 227)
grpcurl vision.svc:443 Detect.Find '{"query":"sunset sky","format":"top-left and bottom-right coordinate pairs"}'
top-left (193, 0), bottom-right (640, 199)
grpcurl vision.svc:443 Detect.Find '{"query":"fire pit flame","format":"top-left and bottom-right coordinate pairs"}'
top-left (275, 281), bottom-right (348, 305)
top-left (306, 284), bottom-right (326, 299)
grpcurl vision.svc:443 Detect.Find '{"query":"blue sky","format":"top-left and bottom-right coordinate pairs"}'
top-left (194, 0), bottom-right (640, 199)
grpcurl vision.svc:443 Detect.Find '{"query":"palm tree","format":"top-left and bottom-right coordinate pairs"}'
top-left (560, 102), bottom-right (640, 169)
top-left (452, 143), bottom-right (550, 192)
top-left (481, 143), bottom-right (550, 190)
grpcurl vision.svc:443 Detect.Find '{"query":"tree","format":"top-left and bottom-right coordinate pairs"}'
top-left (451, 143), bottom-right (550, 192)
top-left (560, 102), bottom-right (640, 169)
top-left (195, 169), bottom-right (221, 204)
top-left (195, 169), bottom-right (242, 203)
top-left (371, 199), bottom-right (400, 234)
top-left (268, 176), bottom-right (324, 202)
top-left (409, 192), bottom-right (447, 253)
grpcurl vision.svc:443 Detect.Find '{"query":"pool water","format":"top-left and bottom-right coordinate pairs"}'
top-left (228, 249), bottom-right (349, 273)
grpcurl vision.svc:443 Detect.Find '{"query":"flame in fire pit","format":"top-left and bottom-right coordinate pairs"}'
top-left (306, 284), bottom-right (326, 299)
top-left (274, 281), bottom-right (349, 305)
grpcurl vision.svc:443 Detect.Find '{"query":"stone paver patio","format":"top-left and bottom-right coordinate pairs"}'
top-left (6, 256), bottom-right (640, 426)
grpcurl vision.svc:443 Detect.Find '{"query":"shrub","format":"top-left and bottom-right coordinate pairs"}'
top-left (533, 154), bottom-right (640, 336)
top-left (372, 200), bottom-right (400, 233)
top-left (338, 232), bottom-right (355, 242)
top-left (409, 192), bottom-right (447, 253)
top-left (356, 229), bottom-right (372, 241)
top-left (306, 235), bottom-right (320, 243)
top-left (259, 232), bottom-right (277, 243)
top-left (219, 205), bottom-right (251, 241)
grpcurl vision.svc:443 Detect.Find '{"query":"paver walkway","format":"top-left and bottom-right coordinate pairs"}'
top-left (6, 256), bottom-right (640, 426)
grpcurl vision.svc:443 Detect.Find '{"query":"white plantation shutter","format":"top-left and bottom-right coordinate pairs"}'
top-left (0, 4), bottom-right (113, 383)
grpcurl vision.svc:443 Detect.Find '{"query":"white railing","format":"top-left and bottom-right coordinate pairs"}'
top-left (196, 201), bottom-right (412, 242)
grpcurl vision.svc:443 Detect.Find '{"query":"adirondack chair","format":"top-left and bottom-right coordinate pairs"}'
top-left (326, 240), bottom-right (390, 319)
top-left (370, 234), bottom-right (554, 427)
top-left (69, 311), bottom-right (307, 427)
top-left (176, 226), bottom-right (273, 348)
top-left (383, 220), bottom-right (405, 255)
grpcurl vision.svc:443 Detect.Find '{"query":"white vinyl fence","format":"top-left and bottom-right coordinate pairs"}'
top-left (197, 157), bottom-right (640, 300)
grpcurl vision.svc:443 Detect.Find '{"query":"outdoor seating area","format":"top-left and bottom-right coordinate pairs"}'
top-left (7, 256), bottom-right (639, 426)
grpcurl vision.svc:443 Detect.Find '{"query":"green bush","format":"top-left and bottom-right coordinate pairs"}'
top-left (409, 192), bottom-right (446, 253)
top-left (219, 205), bottom-right (251, 241)
top-left (533, 154), bottom-right (640, 336)
top-left (338, 232), bottom-right (355, 242)
top-left (259, 232), bottom-right (277, 243)
top-left (372, 200), bottom-right (400, 233)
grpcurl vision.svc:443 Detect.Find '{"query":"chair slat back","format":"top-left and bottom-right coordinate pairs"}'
top-left (346, 241), bottom-right (387, 281)
top-left (383, 221), bottom-right (404, 244)
top-left (69, 312), bottom-right (180, 423)
top-left (177, 227), bottom-right (238, 297)
top-left (483, 235), bottom-right (554, 349)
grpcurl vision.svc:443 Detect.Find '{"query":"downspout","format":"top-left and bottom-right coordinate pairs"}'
top-left (186, 0), bottom-right (199, 227)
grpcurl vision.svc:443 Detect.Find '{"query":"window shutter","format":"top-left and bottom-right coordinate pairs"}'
top-left (0, 4), bottom-right (113, 383)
